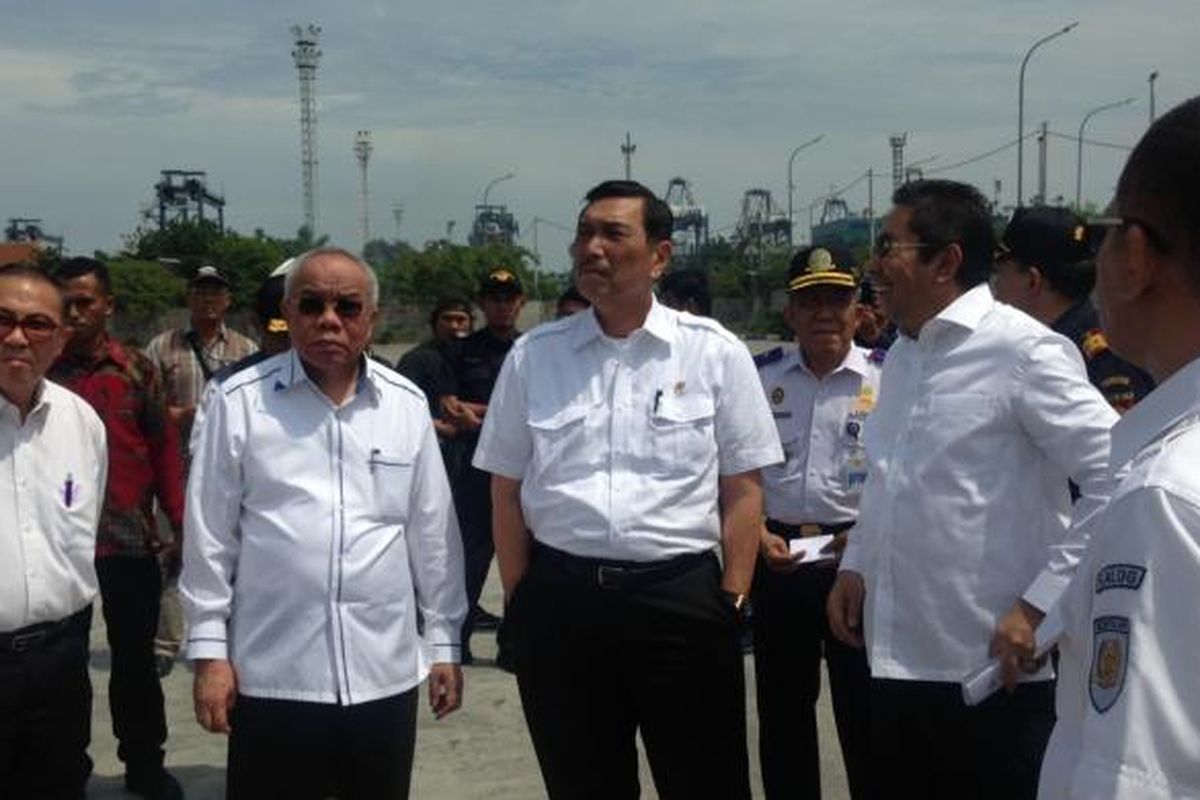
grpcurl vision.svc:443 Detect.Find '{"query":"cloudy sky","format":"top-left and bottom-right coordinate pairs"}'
top-left (2, 0), bottom-right (1196, 268)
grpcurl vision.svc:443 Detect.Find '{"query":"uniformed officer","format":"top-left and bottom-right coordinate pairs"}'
top-left (439, 270), bottom-right (525, 659)
top-left (1037, 96), bottom-right (1200, 800)
top-left (753, 244), bottom-right (877, 800)
top-left (992, 205), bottom-right (1154, 412)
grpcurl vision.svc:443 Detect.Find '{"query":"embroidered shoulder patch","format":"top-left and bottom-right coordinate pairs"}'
top-left (754, 347), bottom-right (784, 369)
top-left (1089, 615), bottom-right (1129, 713)
top-left (1095, 563), bottom-right (1146, 594)
top-left (1081, 329), bottom-right (1109, 360)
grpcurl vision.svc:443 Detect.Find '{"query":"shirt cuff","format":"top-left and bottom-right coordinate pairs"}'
top-left (423, 621), bottom-right (462, 665)
top-left (471, 451), bottom-right (525, 480)
top-left (718, 445), bottom-right (785, 476)
top-left (1023, 569), bottom-right (1070, 614)
top-left (185, 618), bottom-right (229, 661)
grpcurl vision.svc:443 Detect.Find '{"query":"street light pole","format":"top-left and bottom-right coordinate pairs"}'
top-left (1149, 71), bottom-right (1159, 123)
top-left (1076, 97), bottom-right (1135, 208)
top-left (481, 171), bottom-right (516, 207)
top-left (787, 134), bottom-right (824, 244)
top-left (1017, 22), bottom-right (1078, 207)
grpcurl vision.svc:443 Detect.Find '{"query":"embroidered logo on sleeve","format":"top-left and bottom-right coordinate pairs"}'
top-left (1094, 563), bottom-right (1146, 594)
top-left (1089, 615), bottom-right (1129, 713)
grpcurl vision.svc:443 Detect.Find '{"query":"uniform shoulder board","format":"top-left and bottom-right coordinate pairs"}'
top-left (868, 347), bottom-right (888, 364)
top-left (1081, 328), bottom-right (1110, 361)
top-left (754, 346), bottom-right (784, 369)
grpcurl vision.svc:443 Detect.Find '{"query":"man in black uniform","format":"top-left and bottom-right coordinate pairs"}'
top-left (993, 206), bottom-right (1154, 412)
top-left (396, 295), bottom-right (473, 441)
top-left (440, 270), bottom-right (525, 661)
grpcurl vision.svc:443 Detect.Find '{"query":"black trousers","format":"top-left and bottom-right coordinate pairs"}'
top-left (96, 555), bottom-right (168, 771)
top-left (752, 560), bottom-right (871, 800)
top-left (508, 545), bottom-right (751, 800)
top-left (868, 677), bottom-right (1055, 800)
top-left (227, 689), bottom-right (418, 800)
top-left (0, 607), bottom-right (94, 800)
top-left (452, 459), bottom-right (496, 652)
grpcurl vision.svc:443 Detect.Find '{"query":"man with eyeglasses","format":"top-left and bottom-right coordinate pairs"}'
top-left (0, 263), bottom-right (108, 799)
top-left (49, 257), bottom-right (186, 800)
top-left (752, 245), bottom-right (875, 799)
top-left (992, 206), bottom-right (1153, 413)
top-left (1037, 96), bottom-right (1200, 800)
top-left (826, 180), bottom-right (1118, 798)
top-left (181, 247), bottom-right (467, 799)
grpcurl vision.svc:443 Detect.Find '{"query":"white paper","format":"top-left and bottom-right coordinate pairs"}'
top-left (788, 535), bottom-right (836, 563)
top-left (961, 605), bottom-right (1066, 706)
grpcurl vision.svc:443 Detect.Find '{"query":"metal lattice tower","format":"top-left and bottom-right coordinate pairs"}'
top-left (291, 23), bottom-right (322, 235)
top-left (354, 130), bottom-right (373, 248)
top-left (664, 177), bottom-right (709, 257)
top-left (621, 132), bottom-right (636, 180)
top-left (392, 202), bottom-right (404, 239)
top-left (889, 133), bottom-right (907, 191)
top-left (1036, 121), bottom-right (1048, 206)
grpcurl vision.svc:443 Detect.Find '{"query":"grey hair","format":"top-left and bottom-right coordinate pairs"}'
top-left (283, 247), bottom-right (380, 306)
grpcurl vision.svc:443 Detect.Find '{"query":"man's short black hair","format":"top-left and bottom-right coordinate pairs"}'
top-left (54, 257), bottom-right (113, 295)
top-left (893, 179), bottom-right (996, 290)
top-left (658, 269), bottom-right (712, 316)
top-left (1115, 95), bottom-right (1200, 293)
top-left (429, 294), bottom-right (472, 330)
top-left (583, 180), bottom-right (674, 243)
top-left (0, 263), bottom-right (65, 314)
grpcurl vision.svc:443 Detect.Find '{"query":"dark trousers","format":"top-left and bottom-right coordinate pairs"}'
top-left (752, 561), bottom-right (871, 800)
top-left (227, 689), bottom-right (418, 800)
top-left (96, 556), bottom-right (168, 772)
top-left (0, 608), bottom-right (94, 800)
top-left (507, 545), bottom-right (751, 800)
top-left (452, 459), bottom-right (496, 652)
top-left (868, 677), bottom-right (1055, 800)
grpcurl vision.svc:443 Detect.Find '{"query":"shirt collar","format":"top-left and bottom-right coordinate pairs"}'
top-left (1110, 355), bottom-right (1200, 469)
top-left (791, 343), bottom-right (872, 379)
top-left (186, 322), bottom-right (228, 342)
top-left (926, 284), bottom-right (994, 334)
top-left (0, 379), bottom-right (52, 424)
top-left (569, 296), bottom-right (677, 351)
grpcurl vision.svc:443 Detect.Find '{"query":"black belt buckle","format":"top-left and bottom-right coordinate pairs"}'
top-left (10, 629), bottom-right (47, 653)
top-left (596, 564), bottom-right (626, 590)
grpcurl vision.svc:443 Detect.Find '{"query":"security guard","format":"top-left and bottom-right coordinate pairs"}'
top-left (753, 245), bottom-right (876, 799)
top-left (992, 206), bottom-right (1154, 412)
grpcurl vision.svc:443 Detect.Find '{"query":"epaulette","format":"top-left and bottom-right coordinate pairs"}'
top-left (1081, 328), bottom-right (1109, 361)
top-left (754, 346), bottom-right (784, 369)
top-left (868, 347), bottom-right (888, 365)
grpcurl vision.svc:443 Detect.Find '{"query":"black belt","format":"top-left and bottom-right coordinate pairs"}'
top-left (0, 608), bottom-right (88, 654)
top-left (765, 519), bottom-right (854, 540)
top-left (534, 543), bottom-right (715, 591)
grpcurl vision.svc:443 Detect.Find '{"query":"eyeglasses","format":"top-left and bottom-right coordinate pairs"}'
top-left (0, 311), bottom-right (60, 342)
top-left (296, 295), bottom-right (366, 319)
top-left (1086, 215), bottom-right (1171, 255)
top-left (872, 236), bottom-right (930, 260)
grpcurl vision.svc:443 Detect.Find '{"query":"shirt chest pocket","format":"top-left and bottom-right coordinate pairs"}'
top-left (649, 393), bottom-right (716, 466)
top-left (369, 451), bottom-right (414, 522)
top-left (528, 403), bottom-right (591, 474)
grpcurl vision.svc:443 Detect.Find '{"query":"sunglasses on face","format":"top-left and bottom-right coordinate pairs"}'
top-left (295, 295), bottom-right (366, 319)
top-left (0, 311), bottom-right (60, 342)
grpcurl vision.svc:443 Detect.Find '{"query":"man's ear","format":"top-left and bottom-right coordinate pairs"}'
top-left (650, 239), bottom-right (673, 281)
top-left (932, 242), bottom-right (964, 286)
top-left (1027, 266), bottom-right (1045, 295)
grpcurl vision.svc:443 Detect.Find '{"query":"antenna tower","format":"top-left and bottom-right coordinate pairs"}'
top-left (889, 133), bottom-right (907, 190)
top-left (621, 132), bottom-right (636, 180)
top-left (291, 23), bottom-right (322, 235)
top-left (354, 130), bottom-right (373, 248)
top-left (392, 201), bottom-right (405, 239)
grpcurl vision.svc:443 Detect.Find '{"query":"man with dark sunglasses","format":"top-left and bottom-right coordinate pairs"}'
top-left (992, 206), bottom-right (1153, 412)
top-left (1038, 95), bottom-right (1200, 800)
top-left (0, 263), bottom-right (108, 799)
top-left (181, 247), bottom-right (467, 799)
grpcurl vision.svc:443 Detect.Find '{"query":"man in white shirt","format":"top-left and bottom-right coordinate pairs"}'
top-left (0, 264), bottom-right (108, 799)
top-left (474, 180), bottom-right (782, 799)
top-left (826, 180), bottom-right (1118, 798)
top-left (753, 244), bottom-right (878, 799)
top-left (181, 247), bottom-right (467, 799)
top-left (1038, 96), bottom-right (1200, 800)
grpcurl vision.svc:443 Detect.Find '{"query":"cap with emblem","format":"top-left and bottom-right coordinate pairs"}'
top-left (190, 264), bottom-right (230, 288)
top-left (786, 245), bottom-right (858, 292)
top-left (999, 206), bottom-right (1093, 269)
top-left (255, 275), bottom-right (288, 334)
top-left (480, 268), bottom-right (524, 297)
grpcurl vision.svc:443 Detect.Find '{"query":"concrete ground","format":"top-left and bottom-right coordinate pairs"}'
top-left (85, 566), bottom-right (850, 799)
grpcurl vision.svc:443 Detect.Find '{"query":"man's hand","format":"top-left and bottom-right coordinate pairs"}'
top-left (990, 599), bottom-right (1046, 690)
top-left (166, 404), bottom-right (194, 428)
top-left (194, 658), bottom-right (238, 734)
top-left (827, 571), bottom-right (866, 648)
top-left (760, 531), bottom-right (802, 574)
top-left (428, 663), bottom-right (463, 720)
top-left (818, 531), bottom-right (849, 565)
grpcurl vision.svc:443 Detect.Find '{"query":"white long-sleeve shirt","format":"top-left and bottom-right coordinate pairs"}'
top-left (1039, 356), bottom-right (1200, 800)
top-left (0, 382), bottom-right (107, 631)
top-left (841, 285), bottom-right (1117, 682)
top-left (181, 351), bottom-right (467, 705)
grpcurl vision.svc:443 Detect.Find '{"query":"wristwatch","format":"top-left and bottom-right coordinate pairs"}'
top-left (723, 590), bottom-right (751, 623)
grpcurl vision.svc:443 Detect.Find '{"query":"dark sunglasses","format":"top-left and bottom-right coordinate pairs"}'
top-left (0, 311), bottom-right (60, 342)
top-left (1086, 215), bottom-right (1172, 255)
top-left (296, 295), bottom-right (366, 319)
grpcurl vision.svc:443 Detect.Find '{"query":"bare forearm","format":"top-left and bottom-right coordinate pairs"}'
top-left (718, 471), bottom-right (764, 595)
top-left (491, 475), bottom-right (531, 598)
